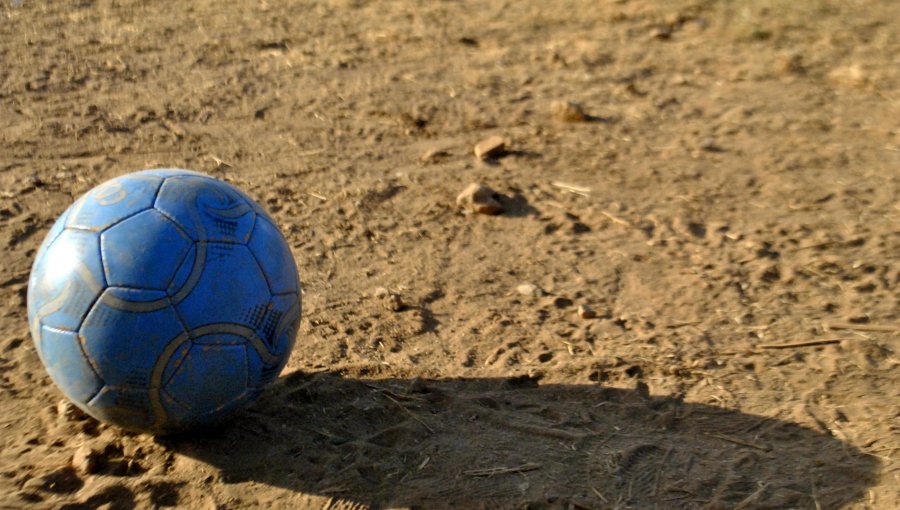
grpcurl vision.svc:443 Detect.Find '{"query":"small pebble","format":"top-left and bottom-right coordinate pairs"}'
top-left (550, 100), bottom-right (588, 122)
top-left (650, 26), bottom-right (672, 40)
top-left (72, 445), bottom-right (102, 475)
top-left (57, 399), bottom-right (86, 422)
top-left (456, 183), bottom-right (504, 215)
top-left (698, 138), bottom-right (721, 152)
top-left (578, 304), bottom-right (597, 319)
top-left (828, 64), bottom-right (867, 88)
top-left (516, 283), bottom-right (543, 297)
top-left (420, 148), bottom-right (450, 164)
top-left (473, 136), bottom-right (506, 159)
top-left (778, 54), bottom-right (805, 75)
top-left (552, 297), bottom-right (574, 308)
top-left (373, 287), bottom-right (404, 311)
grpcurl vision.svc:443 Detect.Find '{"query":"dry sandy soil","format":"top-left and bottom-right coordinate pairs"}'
top-left (1, 0), bottom-right (898, 508)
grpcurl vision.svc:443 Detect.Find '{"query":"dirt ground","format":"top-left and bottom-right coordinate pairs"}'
top-left (1, 0), bottom-right (898, 508)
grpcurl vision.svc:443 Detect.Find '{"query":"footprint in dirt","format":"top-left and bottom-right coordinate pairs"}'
top-left (162, 372), bottom-right (878, 509)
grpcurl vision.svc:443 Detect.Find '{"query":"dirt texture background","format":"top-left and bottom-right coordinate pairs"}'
top-left (1, 0), bottom-right (898, 508)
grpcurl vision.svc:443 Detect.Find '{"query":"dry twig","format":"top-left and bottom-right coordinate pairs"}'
top-left (551, 181), bottom-right (591, 196)
top-left (464, 462), bottom-right (541, 477)
top-left (600, 210), bottom-right (635, 228)
top-left (379, 392), bottom-right (434, 433)
top-left (757, 338), bottom-right (842, 350)
top-left (824, 322), bottom-right (897, 333)
top-left (703, 432), bottom-right (771, 452)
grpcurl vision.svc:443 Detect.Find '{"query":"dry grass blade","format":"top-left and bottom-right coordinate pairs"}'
top-left (363, 383), bottom-right (427, 402)
top-left (734, 482), bottom-right (771, 510)
top-left (380, 392), bottom-right (434, 433)
top-left (464, 462), bottom-right (542, 477)
top-left (600, 210), bottom-right (635, 228)
top-left (551, 181), bottom-right (592, 196)
top-left (757, 338), bottom-right (842, 350)
top-left (703, 432), bottom-right (771, 452)
top-left (824, 322), bottom-right (898, 333)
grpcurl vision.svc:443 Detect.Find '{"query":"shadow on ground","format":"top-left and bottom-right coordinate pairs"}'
top-left (163, 372), bottom-right (878, 509)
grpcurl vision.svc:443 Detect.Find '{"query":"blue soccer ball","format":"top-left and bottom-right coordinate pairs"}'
top-left (27, 169), bottom-right (301, 434)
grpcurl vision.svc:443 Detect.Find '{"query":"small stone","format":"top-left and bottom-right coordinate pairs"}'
top-left (698, 138), bottom-right (721, 152)
top-left (20, 476), bottom-right (45, 493)
top-left (57, 399), bottom-right (86, 422)
top-left (758, 264), bottom-right (781, 283)
top-left (516, 283), bottom-right (542, 297)
top-left (578, 304), bottom-right (597, 319)
top-left (552, 297), bottom-right (574, 308)
top-left (650, 26), bottom-right (672, 40)
top-left (473, 136), bottom-right (506, 159)
top-left (384, 294), bottom-right (403, 312)
top-left (373, 287), bottom-right (403, 311)
top-left (778, 54), bottom-right (806, 75)
top-left (420, 148), bottom-right (450, 165)
top-left (72, 445), bottom-right (102, 475)
top-left (456, 183), bottom-right (504, 215)
top-left (828, 64), bottom-right (867, 89)
top-left (550, 101), bottom-right (588, 122)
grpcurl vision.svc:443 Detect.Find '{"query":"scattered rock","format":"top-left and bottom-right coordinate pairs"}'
top-left (578, 304), bottom-right (596, 319)
top-left (457, 348), bottom-right (476, 367)
top-left (373, 287), bottom-right (404, 311)
top-left (473, 136), bottom-right (506, 159)
top-left (650, 26), bottom-right (672, 40)
top-left (22, 467), bottom-right (83, 494)
top-left (57, 399), bottom-right (86, 422)
top-left (777, 54), bottom-right (806, 75)
top-left (828, 64), bottom-right (867, 89)
top-left (385, 294), bottom-right (403, 312)
top-left (550, 100), bottom-right (588, 122)
top-left (516, 283), bottom-right (543, 297)
top-left (456, 183), bottom-right (504, 215)
top-left (419, 148), bottom-right (450, 165)
top-left (570, 221), bottom-right (591, 234)
top-left (72, 445), bottom-right (103, 475)
top-left (552, 297), bottom-right (574, 308)
top-left (698, 138), bottom-right (721, 152)
top-left (672, 217), bottom-right (707, 238)
top-left (759, 264), bottom-right (781, 283)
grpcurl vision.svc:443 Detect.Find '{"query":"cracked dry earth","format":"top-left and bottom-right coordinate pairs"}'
top-left (1, 0), bottom-right (898, 509)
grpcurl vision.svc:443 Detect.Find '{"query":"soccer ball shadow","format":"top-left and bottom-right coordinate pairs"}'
top-left (162, 371), bottom-right (879, 509)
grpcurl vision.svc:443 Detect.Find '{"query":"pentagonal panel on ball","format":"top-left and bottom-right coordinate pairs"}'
top-left (174, 243), bottom-right (272, 330)
top-left (101, 209), bottom-right (193, 291)
top-left (66, 173), bottom-right (163, 231)
top-left (29, 229), bottom-right (106, 333)
top-left (163, 343), bottom-right (249, 415)
top-left (80, 289), bottom-right (186, 389)
top-left (247, 216), bottom-right (299, 295)
top-left (154, 175), bottom-right (256, 244)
